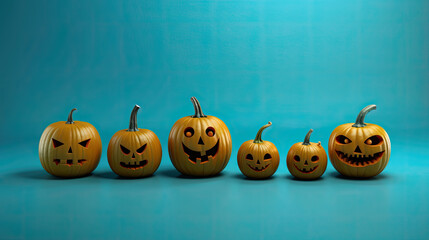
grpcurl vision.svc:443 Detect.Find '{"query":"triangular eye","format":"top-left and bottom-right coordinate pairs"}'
top-left (78, 139), bottom-right (91, 148)
top-left (120, 145), bottom-right (131, 155)
top-left (246, 154), bottom-right (253, 160)
top-left (136, 143), bottom-right (147, 154)
top-left (264, 153), bottom-right (272, 160)
top-left (52, 138), bottom-right (64, 148)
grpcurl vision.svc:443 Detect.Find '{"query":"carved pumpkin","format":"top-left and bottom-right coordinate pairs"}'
top-left (328, 105), bottom-right (391, 178)
top-left (286, 129), bottom-right (327, 180)
top-left (168, 97), bottom-right (232, 177)
top-left (237, 122), bottom-right (280, 179)
top-left (107, 105), bottom-right (162, 178)
top-left (39, 108), bottom-right (102, 178)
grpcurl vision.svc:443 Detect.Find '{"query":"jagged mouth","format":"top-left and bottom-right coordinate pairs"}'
top-left (182, 140), bottom-right (219, 164)
top-left (335, 150), bottom-right (384, 167)
top-left (120, 160), bottom-right (148, 170)
top-left (248, 164), bottom-right (270, 172)
top-left (53, 159), bottom-right (87, 166)
top-left (294, 164), bottom-right (318, 174)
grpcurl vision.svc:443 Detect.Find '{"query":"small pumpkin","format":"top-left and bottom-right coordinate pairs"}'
top-left (328, 105), bottom-right (391, 178)
top-left (107, 105), bottom-right (162, 178)
top-left (39, 108), bottom-right (102, 178)
top-left (237, 122), bottom-right (280, 179)
top-left (286, 129), bottom-right (327, 180)
top-left (168, 97), bottom-right (232, 177)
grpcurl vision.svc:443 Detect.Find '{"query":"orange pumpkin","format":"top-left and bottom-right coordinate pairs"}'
top-left (237, 122), bottom-right (280, 179)
top-left (107, 105), bottom-right (162, 178)
top-left (39, 108), bottom-right (102, 178)
top-left (328, 105), bottom-right (391, 178)
top-left (286, 129), bottom-right (328, 180)
top-left (168, 97), bottom-right (232, 177)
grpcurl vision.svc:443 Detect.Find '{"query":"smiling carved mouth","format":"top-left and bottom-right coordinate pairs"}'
top-left (182, 140), bottom-right (219, 164)
top-left (335, 150), bottom-right (384, 167)
top-left (120, 160), bottom-right (148, 170)
top-left (248, 164), bottom-right (270, 172)
top-left (294, 164), bottom-right (318, 174)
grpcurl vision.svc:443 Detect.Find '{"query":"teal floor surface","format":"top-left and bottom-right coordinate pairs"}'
top-left (0, 139), bottom-right (427, 240)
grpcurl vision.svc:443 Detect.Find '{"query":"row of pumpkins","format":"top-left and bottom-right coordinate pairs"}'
top-left (39, 97), bottom-right (391, 180)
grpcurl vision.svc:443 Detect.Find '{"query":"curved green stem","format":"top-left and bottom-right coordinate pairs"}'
top-left (254, 122), bottom-right (272, 143)
top-left (352, 104), bottom-right (376, 128)
top-left (66, 108), bottom-right (77, 124)
top-left (302, 129), bottom-right (313, 145)
top-left (128, 105), bottom-right (140, 131)
top-left (191, 97), bottom-right (207, 118)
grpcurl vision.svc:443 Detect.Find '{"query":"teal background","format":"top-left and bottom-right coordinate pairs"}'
top-left (0, 0), bottom-right (428, 239)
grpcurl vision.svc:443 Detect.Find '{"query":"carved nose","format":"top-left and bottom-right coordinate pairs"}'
top-left (257, 160), bottom-right (260, 164)
top-left (304, 160), bottom-right (308, 166)
top-left (68, 147), bottom-right (72, 153)
top-left (354, 146), bottom-right (362, 153)
top-left (198, 137), bottom-right (204, 145)
top-left (132, 153), bottom-right (135, 159)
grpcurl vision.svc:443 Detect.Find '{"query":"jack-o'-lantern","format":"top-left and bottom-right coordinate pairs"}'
top-left (328, 105), bottom-right (391, 178)
top-left (107, 105), bottom-right (162, 178)
top-left (168, 97), bottom-right (232, 177)
top-left (39, 108), bottom-right (102, 178)
top-left (237, 122), bottom-right (280, 179)
top-left (286, 129), bottom-right (327, 180)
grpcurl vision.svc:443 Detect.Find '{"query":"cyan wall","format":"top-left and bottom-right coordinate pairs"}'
top-left (0, 0), bottom-right (427, 146)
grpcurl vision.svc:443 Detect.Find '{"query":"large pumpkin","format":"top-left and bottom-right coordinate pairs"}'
top-left (107, 105), bottom-right (162, 178)
top-left (39, 108), bottom-right (102, 178)
top-left (328, 105), bottom-right (391, 178)
top-left (286, 129), bottom-right (327, 180)
top-left (237, 122), bottom-right (280, 179)
top-left (168, 97), bottom-right (232, 177)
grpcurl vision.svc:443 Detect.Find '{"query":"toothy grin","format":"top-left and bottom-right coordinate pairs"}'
top-left (248, 164), bottom-right (270, 172)
top-left (53, 159), bottom-right (87, 166)
top-left (120, 160), bottom-right (148, 170)
top-left (294, 165), bottom-right (318, 173)
top-left (335, 150), bottom-right (384, 167)
top-left (182, 140), bottom-right (219, 164)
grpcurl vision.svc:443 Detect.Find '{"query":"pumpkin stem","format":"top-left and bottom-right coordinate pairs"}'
top-left (128, 105), bottom-right (140, 132)
top-left (254, 122), bottom-right (272, 143)
top-left (302, 129), bottom-right (313, 145)
top-left (352, 104), bottom-right (377, 128)
top-left (66, 108), bottom-right (77, 124)
top-left (191, 97), bottom-right (207, 118)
